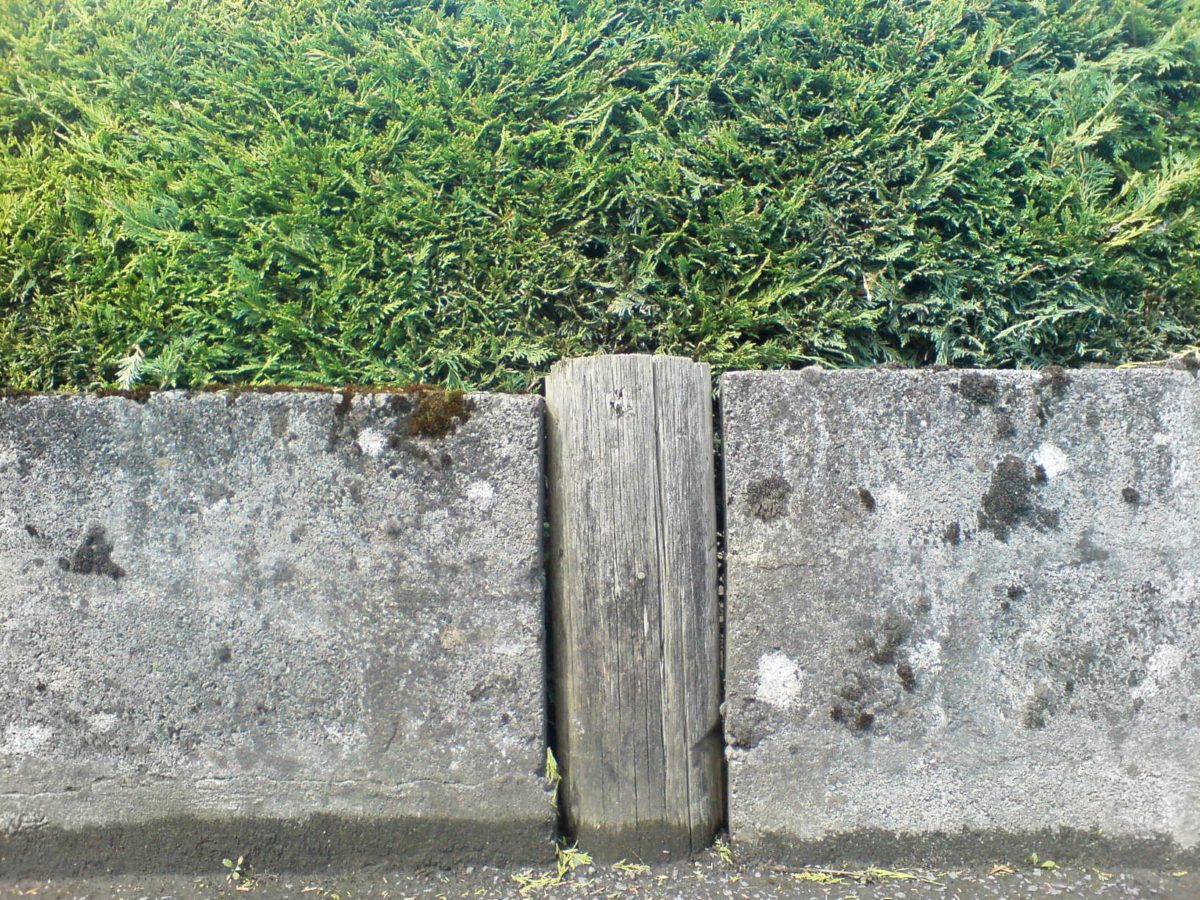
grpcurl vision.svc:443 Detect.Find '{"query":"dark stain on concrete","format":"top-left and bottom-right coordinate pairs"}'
top-left (269, 408), bottom-right (290, 440)
top-left (830, 671), bottom-right (879, 731)
top-left (746, 475), bottom-right (791, 521)
top-left (1039, 366), bottom-right (1071, 398)
top-left (0, 813), bottom-right (555, 876)
top-left (727, 697), bottom-right (770, 750)
top-left (1074, 529), bottom-right (1111, 565)
top-left (203, 483), bottom-right (233, 504)
top-left (978, 455), bottom-right (1059, 541)
top-left (833, 610), bottom-right (918, 732)
top-left (993, 410), bottom-right (1017, 439)
top-left (57, 525), bottom-right (125, 580)
top-left (1167, 352), bottom-right (1200, 371)
top-left (325, 391), bottom-right (356, 452)
top-left (956, 373), bottom-right (998, 405)
top-left (271, 561), bottom-right (296, 584)
top-left (863, 610), bottom-right (910, 665)
top-left (1023, 684), bottom-right (1057, 730)
top-left (979, 456), bottom-right (1031, 540)
top-left (384, 394), bottom-right (415, 416)
top-left (467, 675), bottom-right (518, 702)
top-left (742, 824), bottom-right (1195, 868)
top-left (1035, 366), bottom-right (1072, 426)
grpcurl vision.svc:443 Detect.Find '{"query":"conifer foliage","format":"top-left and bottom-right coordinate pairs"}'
top-left (1, 0), bottom-right (1197, 389)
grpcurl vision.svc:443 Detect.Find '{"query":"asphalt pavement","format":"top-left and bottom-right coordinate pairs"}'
top-left (3, 844), bottom-right (1196, 899)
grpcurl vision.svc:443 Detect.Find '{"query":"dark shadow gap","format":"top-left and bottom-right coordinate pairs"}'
top-left (711, 379), bottom-right (730, 843)
top-left (541, 418), bottom-right (566, 846)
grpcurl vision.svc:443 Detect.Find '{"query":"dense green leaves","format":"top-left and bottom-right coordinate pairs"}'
top-left (1, 0), bottom-right (1198, 389)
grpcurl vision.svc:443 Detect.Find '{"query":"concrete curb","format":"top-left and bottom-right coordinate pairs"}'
top-left (0, 389), bottom-right (553, 874)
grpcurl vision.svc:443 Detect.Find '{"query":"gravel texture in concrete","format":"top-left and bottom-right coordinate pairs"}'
top-left (0, 389), bottom-right (552, 874)
top-left (721, 368), bottom-right (1200, 866)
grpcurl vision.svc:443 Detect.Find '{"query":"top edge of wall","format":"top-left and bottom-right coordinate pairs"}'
top-left (721, 365), bottom-right (1200, 384)
top-left (0, 386), bottom-right (540, 403)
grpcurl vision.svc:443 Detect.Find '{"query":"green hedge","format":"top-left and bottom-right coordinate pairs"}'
top-left (1, 0), bottom-right (1198, 390)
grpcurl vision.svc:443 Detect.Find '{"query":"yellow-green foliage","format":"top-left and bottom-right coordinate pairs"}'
top-left (1, 0), bottom-right (1198, 390)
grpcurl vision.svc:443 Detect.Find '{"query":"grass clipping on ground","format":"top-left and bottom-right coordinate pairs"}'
top-left (512, 842), bottom-right (594, 895)
top-left (790, 866), bottom-right (944, 886)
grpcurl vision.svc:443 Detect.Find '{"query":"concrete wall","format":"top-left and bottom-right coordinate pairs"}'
top-left (0, 389), bottom-right (552, 874)
top-left (6, 360), bottom-right (1200, 874)
top-left (721, 368), bottom-right (1200, 865)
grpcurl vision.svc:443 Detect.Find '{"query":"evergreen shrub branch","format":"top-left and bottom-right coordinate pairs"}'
top-left (1, 0), bottom-right (1197, 389)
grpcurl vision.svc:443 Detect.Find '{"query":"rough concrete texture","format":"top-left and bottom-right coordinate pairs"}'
top-left (721, 368), bottom-right (1200, 866)
top-left (0, 389), bottom-right (552, 874)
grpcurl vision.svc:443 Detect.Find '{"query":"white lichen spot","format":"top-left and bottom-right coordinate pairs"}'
top-left (876, 484), bottom-right (908, 511)
top-left (1032, 443), bottom-right (1070, 480)
top-left (2, 723), bottom-right (52, 756)
top-left (909, 638), bottom-right (945, 676)
top-left (755, 652), bottom-right (802, 709)
top-left (1133, 644), bottom-right (1186, 700)
top-left (466, 480), bottom-right (497, 510)
top-left (355, 428), bottom-right (388, 457)
top-left (88, 713), bottom-right (119, 734)
top-left (319, 721), bottom-right (368, 756)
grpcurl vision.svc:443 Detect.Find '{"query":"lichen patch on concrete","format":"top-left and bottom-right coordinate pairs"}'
top-left (1032, 442), bottom-right (1070, 480)
top-left (754, 652), bottom-right (802, 709)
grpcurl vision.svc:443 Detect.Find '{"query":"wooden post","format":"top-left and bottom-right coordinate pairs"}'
top-left (546, 354), bottom-right (722, 859)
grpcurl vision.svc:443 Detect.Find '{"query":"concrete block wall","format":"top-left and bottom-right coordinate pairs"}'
top-left (3, 361), bottom-right (1199, 873)
top-left (0, 389), bottom-right (552, 874)
top-left (721, 368), bottom-right (1200, 865)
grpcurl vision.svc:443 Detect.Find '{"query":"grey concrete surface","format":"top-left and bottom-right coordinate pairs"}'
top-left (0, 389), bottom-right (552, 874)
top-left (721, 368), bottom-right (1200, 866)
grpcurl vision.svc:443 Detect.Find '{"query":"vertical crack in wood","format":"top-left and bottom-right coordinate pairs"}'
top-left (650, 359), bottom-right (674, 841)
top-left (607, 363), bottom-right (629, 827)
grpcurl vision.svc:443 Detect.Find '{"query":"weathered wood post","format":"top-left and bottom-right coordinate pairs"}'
top-left (546, 354), bottom-right (723, 858)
